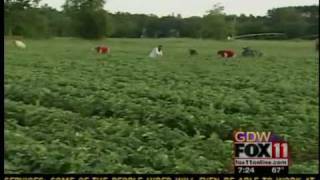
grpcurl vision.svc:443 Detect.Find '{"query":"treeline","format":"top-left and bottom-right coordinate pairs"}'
top-left (4, 0), bottom-right (319, 39)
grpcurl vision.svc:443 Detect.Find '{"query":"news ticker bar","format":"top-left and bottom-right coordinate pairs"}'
top-left (4, 175), bottom-right (318, 180)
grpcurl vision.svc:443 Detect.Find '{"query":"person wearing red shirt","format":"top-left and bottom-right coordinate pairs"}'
top-left (217, 50), bottom-right (236, 58)
top-left (95, 46), bottom-right (110, 54)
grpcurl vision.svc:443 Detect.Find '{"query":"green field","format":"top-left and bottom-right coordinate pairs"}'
top-left (4, 38), bottom-right (319, 173)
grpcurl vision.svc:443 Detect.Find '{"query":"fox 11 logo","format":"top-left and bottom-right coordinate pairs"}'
top-left (233, 131), bottom-right (290, 175)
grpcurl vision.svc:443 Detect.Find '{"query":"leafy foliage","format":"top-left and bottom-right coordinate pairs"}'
top-left (4, 38), bottom-right (319, 173)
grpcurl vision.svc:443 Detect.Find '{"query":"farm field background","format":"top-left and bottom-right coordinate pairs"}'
top-left (4, 38), bottom-right (319, 173)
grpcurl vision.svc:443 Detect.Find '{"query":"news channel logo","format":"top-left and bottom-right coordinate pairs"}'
top-left (233, 131), bottom-right (291, 175)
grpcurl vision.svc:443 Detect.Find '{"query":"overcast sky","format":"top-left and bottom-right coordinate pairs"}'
top-left (41, 0), bottom-right (319, 17)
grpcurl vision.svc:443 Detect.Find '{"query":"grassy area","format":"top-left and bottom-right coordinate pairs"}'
top-left (4, 38), bottom-right (319, 173)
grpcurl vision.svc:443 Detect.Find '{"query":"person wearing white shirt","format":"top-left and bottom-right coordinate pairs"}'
top-left (149, 45), bottom-right (163, 58)
top-left (14, 40), bottom-right (26, 49)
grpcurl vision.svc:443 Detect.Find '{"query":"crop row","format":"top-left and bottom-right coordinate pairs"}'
top-left (5, 80), bottom-right (318, 163)
top-left (5, 99), bottom-right (232, 173)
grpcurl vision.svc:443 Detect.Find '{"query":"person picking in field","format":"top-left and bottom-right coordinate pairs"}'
top-left (217, 49), bottom-right (236, 58)
top-left (14, 40), bottom-right (26, 49)
top-left (189, 49), bottom-right (198, 56)
top-left (227, 35), bottom-right (233, 41)
top-left (95, 45), bottom-right (110, 54)
top-left (241, 47), bottom-right (263, 57)
top-left (149, 45), bottom-right (163, 58)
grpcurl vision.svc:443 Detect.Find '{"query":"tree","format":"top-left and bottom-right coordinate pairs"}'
top-left (39, 4), bottom-right (73, 37)
top-left (267, 7), bottom-right (309, 38)
top-left (145, 15), bottom-right (161, 37)
top-left (5, 0), bottom-right (50, 38)
top-left (180, 17), bottom-right (202, 38)
top-left (206, 3), bottom-right (224, 15)
top-left (5, 1), bottom-right (318, 40)
top-left (201, 4), bottom-right (231, 39)
top-left (235, 16), bottom-right (269, 35)
top-left (5, 0), bottom-right (41, 10)
top-left (63, 0), bottom-right (108, 39)
top-left (109, 13), bottom-right (148, 38)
